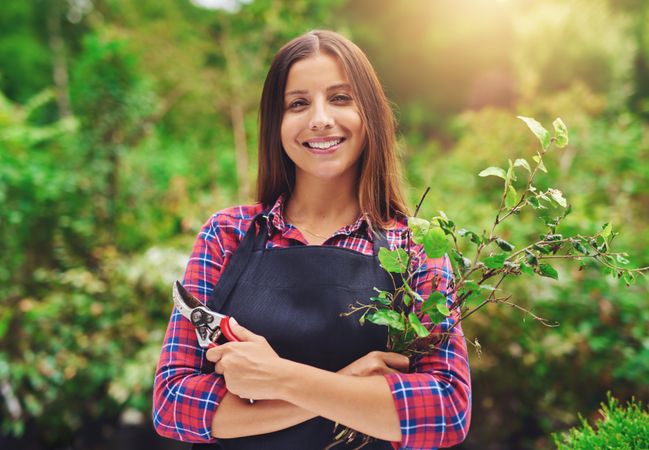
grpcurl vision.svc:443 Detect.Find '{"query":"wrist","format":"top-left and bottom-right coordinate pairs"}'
top-left (273, 358), bottom-right (301, 401)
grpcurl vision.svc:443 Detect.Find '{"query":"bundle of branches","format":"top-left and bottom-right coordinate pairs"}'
top-left (328, 117), bottom-right (648, 449)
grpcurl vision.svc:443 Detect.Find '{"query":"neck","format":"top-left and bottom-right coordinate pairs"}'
top-left (285, 171), bottom-right (360, 227)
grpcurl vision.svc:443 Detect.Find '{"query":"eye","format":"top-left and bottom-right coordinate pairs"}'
top-left (287, 99), bottom-right (308, 109)
top-left (331, 94), bottom-right (352, 103)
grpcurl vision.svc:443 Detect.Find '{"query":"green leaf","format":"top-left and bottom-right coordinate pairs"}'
top-left (495, 238), bottom-right (515, 252)
top-left (547, 188), bottom-right (567, 208)
top-left (483, 254), bottom-right (507, 269)
top-left (370, 296), bottom-right (391, 306)
top-left (423, 227), bottom-right (449, 258)
top-left (479, 284), bottom-right (497, 292)
top-left (408, 217), bottom-right (430, 244)
top-left (527, 196), bottom-right (541, 209)
top-left (408, 313), bottom-right (430, 337)
top-left (506, 160), bottom-right (517, 183)
top-left (378, 247), bottom-right (409, 273)
top-left (505, 185), bottom-right (518, 209)
top-left (552, 118), bottom-right (569, 148)
top-left (436, 303), bottom-right (451, 316)
top-left (402, 294), bottom-right (412, 307)
top-left (478, 166), bottom-right (507, 180)
top-left (366, 309), bottom-right (405, 331)
top-left (616, 254), bottom-right (630, 265)
top-left (459, 288), bottom-right (482, 306)
top-left (538, 263), bottom-right (559, 280)
top-left (622, 271), bottom-right (636, 286)
top-left (403, 282), bottom-right (424, 303)
top-left (600, 222), bottom-right (613, 242)
top-left (514, 158), bottom-right (532, 173)
top-left (518, 116), bottom-right (551, 149)
top-left (422, 291), bottom-right (446, 320)
top-left (532, 154), bottom-right (548, 173)
top-left (525, 249), bottom-right (539, 266)
top-left (520, 263), bottom-right (535, 275)
top-left (458, 228), bottom-right (482, 245)
top-left (572, 240), bottom-right (589, 255)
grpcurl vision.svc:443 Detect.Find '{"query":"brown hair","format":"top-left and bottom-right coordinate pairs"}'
top-left (256, 30), bottom-right (408, 229)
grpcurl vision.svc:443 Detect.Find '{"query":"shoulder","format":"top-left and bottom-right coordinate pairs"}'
top-left (382, 213), bottom-right (409, 249)
top-left (199, 203), bottom-right (266, 244)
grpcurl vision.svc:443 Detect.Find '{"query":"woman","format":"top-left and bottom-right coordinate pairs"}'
top-left (153, 30), bottom-right (471, 449)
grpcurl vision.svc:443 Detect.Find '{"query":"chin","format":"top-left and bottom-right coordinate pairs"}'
top-left (307, 165), bottom-right (353, 181)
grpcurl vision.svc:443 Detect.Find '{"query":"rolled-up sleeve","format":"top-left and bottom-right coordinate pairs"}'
top-left (384, 253), bottom-right (472, 449)
top-left (152, 213), bottom-right (234, 443)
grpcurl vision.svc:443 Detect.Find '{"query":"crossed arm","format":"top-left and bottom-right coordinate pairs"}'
top-left (208, 329), bottom-right (408, 441)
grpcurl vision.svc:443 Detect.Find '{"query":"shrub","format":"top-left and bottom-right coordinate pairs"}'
top-left (552, 394), bottom-right (649, 449)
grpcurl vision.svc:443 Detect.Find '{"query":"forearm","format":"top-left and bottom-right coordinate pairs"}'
top-left (278, 360), bottom-right (401, 442)
top-left (211, 391), bottom-right (317, 438)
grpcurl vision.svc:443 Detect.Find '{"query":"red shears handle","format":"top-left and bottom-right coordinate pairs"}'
top-left (220, 316), bottom-right (240, 342)
top-left (207, 316), bottom-right (240, 349)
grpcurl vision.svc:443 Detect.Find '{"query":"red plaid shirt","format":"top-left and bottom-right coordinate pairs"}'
top-left (153, 196), bottom-right (471, 449)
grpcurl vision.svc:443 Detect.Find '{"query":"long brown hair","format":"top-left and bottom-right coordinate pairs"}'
top-left (256, 30), bottom-right (408, 229)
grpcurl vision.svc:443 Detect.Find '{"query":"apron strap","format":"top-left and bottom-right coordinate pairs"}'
top-left (372, 229), bottom-right (390, 255)
top-left (207, 213), bottom-right (267, 311)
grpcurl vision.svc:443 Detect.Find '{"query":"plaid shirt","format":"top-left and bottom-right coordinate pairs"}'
top-left (153, 196), bottom-right (471, 449)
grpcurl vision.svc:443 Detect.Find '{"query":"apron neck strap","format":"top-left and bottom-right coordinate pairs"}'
top-left (372, 229), bottom-right (390, 255)
top-left (251, 212), bottom-right (389, 255)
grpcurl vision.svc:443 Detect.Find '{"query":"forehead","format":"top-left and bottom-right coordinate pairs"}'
top-left (284, 53), bottom-right (350, 94)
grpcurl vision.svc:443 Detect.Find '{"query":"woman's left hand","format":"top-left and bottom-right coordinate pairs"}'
top-left (206, 319), bottom-right (286, 401)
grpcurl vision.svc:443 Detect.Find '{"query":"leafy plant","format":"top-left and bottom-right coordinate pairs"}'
top-left (331, 116), bottom-right (648, 448)
top-left (552, 393), bottom-right (649, 450)
top-left (346, 116), bottom-right (647, 357)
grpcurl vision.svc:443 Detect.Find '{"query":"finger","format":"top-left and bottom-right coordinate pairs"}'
top-left (381, 352), bottom-right (410, 371)
top-left (215, 359), bottom-right (225, 374)
top-left (206, 345), bottom-right (224, 363)
top-left (229, 318), bottom-right (262, 342)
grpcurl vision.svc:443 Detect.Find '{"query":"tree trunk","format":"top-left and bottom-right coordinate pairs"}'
top-left (221, 26), bottom-right (250, 201)
top-left (47, 0), bottom-right (71, 118)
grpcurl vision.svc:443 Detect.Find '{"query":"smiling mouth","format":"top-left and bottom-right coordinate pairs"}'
top-left (302, 137), bottom-right (346, 150)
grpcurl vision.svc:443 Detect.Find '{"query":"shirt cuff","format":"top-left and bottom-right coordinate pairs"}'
top-left (384, 372), bottom-right (446, 450)
top-left (154, 371), bottom-right (227, 443)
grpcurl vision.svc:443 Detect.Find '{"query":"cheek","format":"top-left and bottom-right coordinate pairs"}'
top-left (280, 116), bottom-right (298, 147)
top-left (344, 110), bottom-right (364, 137)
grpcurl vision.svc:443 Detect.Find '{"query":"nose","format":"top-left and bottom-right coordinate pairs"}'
top-left (308, 98), bottom-right (334, 130)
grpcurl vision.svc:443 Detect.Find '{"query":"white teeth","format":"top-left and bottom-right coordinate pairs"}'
top-left (306, 139), bottom-right (342, 149)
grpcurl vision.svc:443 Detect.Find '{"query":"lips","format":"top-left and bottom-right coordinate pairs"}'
top-left (302, 137), bottom-right (346, 154)
top-left (302, 139), bottom-right (345, 155)
top-left (302, 136), bottom-right (345, 150)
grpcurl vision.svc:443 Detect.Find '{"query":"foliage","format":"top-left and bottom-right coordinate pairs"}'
top-left (333, 116), bottom-right (647, 447)
top-left (552, 394), bottom-right (649, 449)
top-left (348, 117), bottom-right (646, 357)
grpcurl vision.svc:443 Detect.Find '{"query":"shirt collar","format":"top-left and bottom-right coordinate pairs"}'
top-left (265, 195), bottom-right (374, 241)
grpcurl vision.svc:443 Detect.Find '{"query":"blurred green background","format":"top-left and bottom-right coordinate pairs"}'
top-left (1, 0), bottom-right (648, 449)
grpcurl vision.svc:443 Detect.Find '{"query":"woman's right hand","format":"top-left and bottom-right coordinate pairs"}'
top-left (338, 351), bottom-right (410, 377)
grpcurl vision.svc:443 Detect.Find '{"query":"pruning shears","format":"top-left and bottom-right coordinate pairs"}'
top-left (172, 281), bottom-right (254, 404)
top-left (172, 280), bottom-right (240, 348)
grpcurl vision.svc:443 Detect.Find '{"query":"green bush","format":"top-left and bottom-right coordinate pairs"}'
top-left (552, 394), bottom-right (649, 449)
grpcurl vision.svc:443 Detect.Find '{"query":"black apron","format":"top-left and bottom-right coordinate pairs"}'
top-left (194, 213), bottom-right (397, 450)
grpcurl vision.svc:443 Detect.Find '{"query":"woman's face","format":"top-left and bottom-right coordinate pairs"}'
top-left (281, 53), bottom-right (365, 184)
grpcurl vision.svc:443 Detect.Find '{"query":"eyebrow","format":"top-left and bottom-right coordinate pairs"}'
top-left (284, 83), bottom-right (352, 97)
